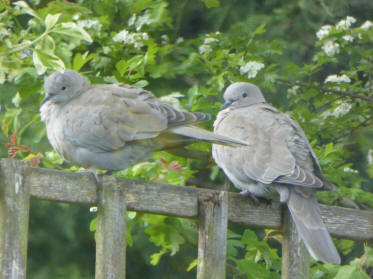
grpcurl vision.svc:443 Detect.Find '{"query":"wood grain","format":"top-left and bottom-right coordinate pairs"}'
top-left (0, 160), bottom-right (30, 279)
top-left (197, 191), bottom-right (228, 279)
top-left (4, 159), bottom-right (373, 240)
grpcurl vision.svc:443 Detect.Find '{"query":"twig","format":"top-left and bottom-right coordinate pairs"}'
top-left (173, 0), bottom-right (189, 38)
top-left (279, 80), bottom-right (373, 103)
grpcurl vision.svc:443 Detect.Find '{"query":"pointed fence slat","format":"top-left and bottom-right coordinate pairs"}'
top-left (0, 160), bottom-right (30, 279)
top-left (197, 191), bottom-right (228, 279)
top-left (95, 176), bottom-right (127, 279)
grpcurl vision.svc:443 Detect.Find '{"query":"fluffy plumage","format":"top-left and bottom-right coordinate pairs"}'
top-left (40, 70), bottom-right (249, 171)
top-left (212, 82), bottom-right (340, 264)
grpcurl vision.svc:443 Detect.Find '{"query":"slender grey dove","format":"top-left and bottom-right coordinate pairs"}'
top-left (40, 70), bottom-right (249, 174)
top-left (212, 82), bottom-right (341, 264)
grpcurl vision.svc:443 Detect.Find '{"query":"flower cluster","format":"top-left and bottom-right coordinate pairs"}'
top-left (336, 16), bottom-right (356, 30)
top-left (321, 40), bottom-right (340, 57)
top-left (287, 85), bottom-right (300, 96)
top-left (316, 16), bottom-right (359, 57)
top-left (361, 20), bottom-right (373, 30)
top-left (316, 25), bottom-right (332, 40)
top-left (74, 15), bottom-right (102, 32)
top-left (113, 29), bottom-right (149, 49)
top-left (128, 12), bottom-right (155, 31)
top-left (343, 167), bottom-right (359, 174)
top-left (321, 100), bottom-right (352, 119)
top-left (240, 61), bottom-right (265, 79)
top-left (324, 74), bottom-right (351, 84)
top-left (198, 32), bottom-right (220, 54)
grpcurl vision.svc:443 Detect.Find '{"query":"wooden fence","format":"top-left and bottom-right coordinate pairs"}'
top-left (1, 158), bottom-right (373, 279)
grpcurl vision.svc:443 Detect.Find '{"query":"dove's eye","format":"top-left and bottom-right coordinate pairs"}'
top-left (242, 93), bottom-right (247, 97)
top-left (61, 86), bottom-right (66, 91)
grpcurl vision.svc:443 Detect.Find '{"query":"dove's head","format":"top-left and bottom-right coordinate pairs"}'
top-left (222, 82), bottom-right (266, 109)
top-left (42, 70), bottom-right (90, 106)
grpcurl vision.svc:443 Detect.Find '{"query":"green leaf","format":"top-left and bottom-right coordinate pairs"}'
top-left (150, 247), bottom-right (169, 266)
top-left (45, 13), bottom-right (61, 30)
top-left (73, 52), bottom-right (95, 72)
top-left (186, 258), bottom-right (197, 271)
top-left (13, 1), bottom-right (40, 19)
top-left (53, 22), bottom-right (93, 43)
top-left (11, 92), bottom-right (21, 107)
top-left (202, 0), bottom-right (220, 8)
top-left (253, 24), bottom-right (267, 36)
top-left (333, 266), bottom-right (370, 279)
top-left (33, 50), bottom-right (65, 74)
top-left (89, 218), bottom-right (97, 232)
top-left (133, 80), bottom-right (149, 88)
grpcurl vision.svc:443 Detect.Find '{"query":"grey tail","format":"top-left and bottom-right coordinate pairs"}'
top-left (170, 126), bottom-right (250, 147)
top-left (286, 189), bottom-right (341, 264)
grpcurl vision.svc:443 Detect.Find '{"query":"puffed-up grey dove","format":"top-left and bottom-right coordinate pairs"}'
top-left (40, 70), bottom-right (249, 173)
top-left (212, 82), bottom-right (340, 264)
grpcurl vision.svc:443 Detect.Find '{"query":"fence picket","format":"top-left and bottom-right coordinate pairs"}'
top-left (0, 159), bottom-right (373, 278)
top-left (197, 191), bottom-right (228, 279)
top-left (95, 176), bottom-right (127, 279)
top-left (0, 160), bottom-right (30, 279)
top-left (282, 209), bottom-right (309, 279)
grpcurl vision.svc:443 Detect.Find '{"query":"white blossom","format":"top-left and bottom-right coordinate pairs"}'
top-left (367, 149), bottom-right (373, 165)
top-left (77, 19), bottom-right (102, 31)
top-left (72, 14), bottom-right (80, 21)
top-left (342, 35), bottom-right (354, 42)
top-left (316, 25), bottom-right (332, 40)
top-left (361, 20), bottom-right (373, 30)
top-left (322, 40), bottom-right (340, 57)
top-left (175, 37), bottom-right (184, 44)
top-left (113, 29), bottom-right (149, 49)
top-left (343, 167), bottom-right (358, 174)
top-left (321, 101), bottom-right (352, 119)
top-left (89, 206), bottom-right (98, 212)
top-left (240, 61), bottom-right (265, 79)
top-left (135, 13), bottom-right (154, 31)
top-left (161, 34), bottom-right (169, 44)
top-left (325, 74), bottom-right (351, 84)
top-left (203, 37), bottom-right (218, 44)
top-left (287, 85), bottom-right (300, 96)
top-left (333, 102), bottom-right (352, 117)
top-left (128, 12), bottom-right (154, 31)
top-left (198, 44), bottom-right (212, 54)
top-left (336, 16), bottom-right (356, 30)
top-left (128, 14), bottom-right (137, 26)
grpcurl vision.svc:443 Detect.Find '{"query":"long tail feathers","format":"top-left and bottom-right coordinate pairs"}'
top-left (286, 189), bottom-right (341, 264)
top-left (170, 126), bottom-right (250, 147)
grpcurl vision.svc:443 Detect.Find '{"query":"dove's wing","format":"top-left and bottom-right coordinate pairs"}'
top-left (214, 104), bottom-right (327, 189)
top-left (60, 83), bottom-right (216, 153)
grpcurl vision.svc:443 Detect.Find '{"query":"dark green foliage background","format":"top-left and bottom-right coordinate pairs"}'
top-left (1, 0), bottom-right (373, 278)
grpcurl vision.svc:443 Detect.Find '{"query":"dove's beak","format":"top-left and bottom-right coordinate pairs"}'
top-left (221, 101), bottom-right (232, 110)
top-left (41, 94), bottom-right (52, 106)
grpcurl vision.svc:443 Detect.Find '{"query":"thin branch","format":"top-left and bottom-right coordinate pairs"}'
top-left (173, 0), bottom-right (189, 38)
top-left (279, 80), bottom-right (373, 103)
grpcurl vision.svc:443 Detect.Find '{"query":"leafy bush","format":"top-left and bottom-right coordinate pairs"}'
top-left (1, 0), bottom-right (373, 278)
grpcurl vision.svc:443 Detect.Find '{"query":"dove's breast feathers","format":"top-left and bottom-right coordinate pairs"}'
top-left (213, 103), bottom-right (326, 189)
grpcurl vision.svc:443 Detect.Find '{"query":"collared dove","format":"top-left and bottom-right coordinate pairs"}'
top-left (40, 70), bottom-right (248, 173)
top-left (212, 82), bottom-right (340, 264)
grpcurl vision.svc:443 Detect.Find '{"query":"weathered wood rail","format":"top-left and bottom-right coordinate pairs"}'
top-left (1, 159), bottom-right (373, 279)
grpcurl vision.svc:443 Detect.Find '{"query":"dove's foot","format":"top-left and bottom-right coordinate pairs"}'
top-left (240, 190), bottom-right (272, 205)
top-left (78, 168), bottom-right (101, 184)
top-left (240, 189), bottom-right (260, 204)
